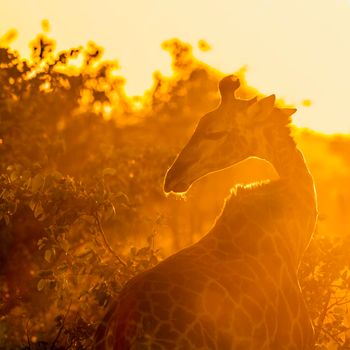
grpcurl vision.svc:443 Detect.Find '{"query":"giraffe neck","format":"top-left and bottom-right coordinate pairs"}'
top-left (266, 133), bottom-right (317, 264)
top-left (264, 129), bottom-right (317, 216)
top-left (206, 128), bottom-right (317, 269)
top-left (264, 129), bottom-right (311, 182)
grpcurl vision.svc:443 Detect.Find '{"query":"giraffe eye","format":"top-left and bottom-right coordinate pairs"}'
top-left (205, 131), bottom-right (227, 140)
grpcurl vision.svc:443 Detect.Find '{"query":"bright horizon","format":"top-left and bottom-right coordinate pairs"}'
top-left (1, 0), bottom-right (350, 134)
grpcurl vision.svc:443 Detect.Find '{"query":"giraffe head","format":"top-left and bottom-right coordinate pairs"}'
top-left (164, 75), bottom-right (295, 194)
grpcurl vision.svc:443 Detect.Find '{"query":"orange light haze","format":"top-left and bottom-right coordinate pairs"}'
top-left (1, 0), bottom-right (350, 134)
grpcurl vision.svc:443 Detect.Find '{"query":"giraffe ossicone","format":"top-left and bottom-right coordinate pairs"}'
top-left (95, 75), bottom-right (318, 349)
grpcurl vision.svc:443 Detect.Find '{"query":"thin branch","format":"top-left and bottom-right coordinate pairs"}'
top-left (329, 284), bottom-right (345, 289)
top-left (333, 327), bottom-right (350, 338)
top-left (50, 300), bottom-right (72, 350)
top-left (64, 312), bottom-right (78, 350)
top-left (326, 297), bottom-right (350, 312)
top-left (26, 319), bottom-right (31, 350)
top-left (321, 327), bottom-right (343, 346)
top-left (94, 213), bottom-right (126, 267)
top-left (314, 290), bottom-right (332, 343)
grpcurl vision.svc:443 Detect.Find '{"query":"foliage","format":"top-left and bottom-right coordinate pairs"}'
top-left (301, 234), bottom-right (350, 349)
top-left (1, 29), bottom-right (350, 349)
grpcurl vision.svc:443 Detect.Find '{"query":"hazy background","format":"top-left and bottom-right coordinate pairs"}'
top-left (1, 0), bottom-right (350, 133)
top-left (1, 2), bottom-right (350, 348)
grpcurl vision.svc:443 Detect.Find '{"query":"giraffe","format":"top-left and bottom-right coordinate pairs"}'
top-left (94, 75), bottom-right (318, 349)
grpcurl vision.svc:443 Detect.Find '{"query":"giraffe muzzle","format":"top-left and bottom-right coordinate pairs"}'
top-left (164, 177), bottom-right (189, 194)
top-left (164, 168), bottom-right (190, 193)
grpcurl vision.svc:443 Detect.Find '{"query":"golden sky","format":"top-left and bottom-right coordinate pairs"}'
top-left (1, 0), bottom-right (350, 134)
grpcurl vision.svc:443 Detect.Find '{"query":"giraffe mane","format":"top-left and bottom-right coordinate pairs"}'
top-left (221, 179), bottom-right (283, 220)
top-left (233, 180), bottom-right (272, 195)
top-left (270, 107), bottom-right (295, 127)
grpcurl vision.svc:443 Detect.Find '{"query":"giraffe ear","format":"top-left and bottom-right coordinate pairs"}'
top-left (246, 96), bottom-right (258, 106)
top-left (258, 95), bottom-right (275, 113)
top-left (247, 95), bottom-right (275, 122)
top-left (281, 108), bottom-right (297, 116)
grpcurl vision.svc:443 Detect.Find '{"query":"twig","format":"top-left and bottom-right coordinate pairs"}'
top-left (321, 326), bottom-right (343, 346)
top-left (26, 319), bottom-right (31, 350)
top-left (64, 311), bottom-right (78, 350)
top-left (94, 213), bottom-right (126, 267)
top-left (314, 289), bottom-right (332, 343)
top-left (330, 284), bottom-right (347, 289)
top-left (333, 327), bottom-right (350, 338)
top-left (50, 300), bottom-right (72, 350)
top-left (326, 296), bottom-right (350, 312)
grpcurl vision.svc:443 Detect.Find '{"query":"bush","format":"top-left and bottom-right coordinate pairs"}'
top-left (1, 29), bottom-right (350, 349)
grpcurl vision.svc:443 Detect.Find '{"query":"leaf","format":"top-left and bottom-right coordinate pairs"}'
top-left (31, 174), bottom-right (45, 192)
top-left (37, 279), bottom-right (46, 291)
top-left (38, 269), bottom-right (54, 278)
top-left (130, 247), bottom-right (137, 256)
top-left (44, 249), bottom-right (52, 263)
top-left (3, 214), bottom-right (10, 226)
top-left (34, 202), bottom-right (44, 219)
top-left (60, 238), bottom-right (70, 252)
top-left (28, 199), bottom-right (36, 211)
top-left (115, 192), bottom-right (129, 205)
top-left (50, 170), bottom-right (63, 180)
top-left (103, 168), bottom-right (117, 176)
top-left (149, 255), bottom-right (158, 265)
top-left (137, 247), bottom-right (150, 256)
top-left (55, 315), bottom-right (64, 328)
top-left (104, 204), bottom-right (116, 220)
top-left (56, 263), bottom-right (68, 272)
top-left (9, 172), bottom-right (17, 182)
top-left (77, 249), bottom-right (92, 259)
top-left (37, 237), bottom-right (48, 250)
top-left (24, 177), bottom-right (32, 190)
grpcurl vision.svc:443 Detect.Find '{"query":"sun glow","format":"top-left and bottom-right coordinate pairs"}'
top-left (1, 0), bottom-right (350, 135)
top-left (2, 3), bottom-right (350, 348)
